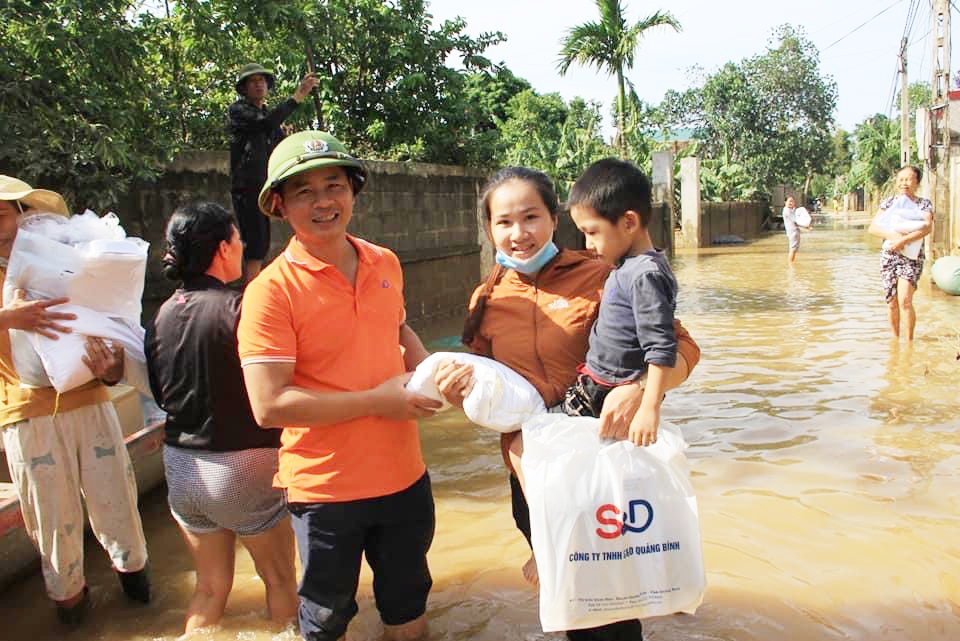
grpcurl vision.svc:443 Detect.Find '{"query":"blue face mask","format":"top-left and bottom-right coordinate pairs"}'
top-left (495, 241), bottom-right (559, 274)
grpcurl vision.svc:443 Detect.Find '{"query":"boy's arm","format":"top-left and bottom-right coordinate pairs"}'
top-left (629, 363), bottom-right (667, 447)
top-left (598, 269), bottom-right (677, 440)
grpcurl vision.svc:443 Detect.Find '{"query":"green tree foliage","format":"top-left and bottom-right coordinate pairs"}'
top-left (0, 0), bottom-right (177, 208)
top-left (1, 0), bottom-right (508, 207)
top-left (662, 25), bottom-right (837, 195)
top-left (700, 159), bottom-right (760, 202)
top-left (170, 0), bottom-right (506, 164)
top-left (843, 114), bottom-right (900, 193)
top-left (459, 68), bottom-right (533, 168)
top-left (498, 90), bottom-right (612, 196)
top-left (557, 0), bottom-right (680, 157)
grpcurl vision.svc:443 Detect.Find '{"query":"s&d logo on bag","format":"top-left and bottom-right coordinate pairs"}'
top-left (595, 499), bottom-right (653, 539)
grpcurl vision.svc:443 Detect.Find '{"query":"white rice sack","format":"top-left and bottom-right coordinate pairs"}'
top-left (406, 352), bottom-right (546, 432)
top-left (16, 303), bottom-right (147, 393)
top-left (880, 196), bottom-right (927, 260)
top-left (4, 212), bottom-right (148, 320)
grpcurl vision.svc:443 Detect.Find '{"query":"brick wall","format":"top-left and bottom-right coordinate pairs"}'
top-left (113, 151), bottom-right (486, 329)
top-left (111, 153), bottom-right (676, 327)
top-left (699, 201), bottom-right (769, 245)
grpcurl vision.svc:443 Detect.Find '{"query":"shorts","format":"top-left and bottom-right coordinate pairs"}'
top-left (785, 224), bottom-right (800, 250)
top-left (563, 373), bottom-right (618, 418)
top-left (163, 445), bottom-right (286, 536)
top-left (289, 472), bottom-right (435, 641)
top-left (231, 188), bottom-right (271, 260)
top-left (880, 248), bottom-right (925, 302)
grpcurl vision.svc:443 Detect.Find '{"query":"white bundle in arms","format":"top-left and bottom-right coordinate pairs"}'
top-left (2, 211), bottom-right (150, 392)
top-left (405, 351), bottom-right (545, 432)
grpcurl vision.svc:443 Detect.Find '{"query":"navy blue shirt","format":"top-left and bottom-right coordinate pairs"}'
top-left (228, 97), bottom-right (298, 191)
top-left (584, 250), bottom-right (678, 384)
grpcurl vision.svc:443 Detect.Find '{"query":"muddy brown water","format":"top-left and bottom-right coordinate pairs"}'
top-left (2, 228), bottom-right (958, 641)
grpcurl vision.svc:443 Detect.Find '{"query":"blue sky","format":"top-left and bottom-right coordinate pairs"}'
top-left (426, 0), bottom-right (951, 138)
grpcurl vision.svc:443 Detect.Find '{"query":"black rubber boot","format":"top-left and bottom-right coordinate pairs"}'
top-left (56, 586), bottom-right (90, 625)
top-left (117, 564), bottom-right (151, 604)
top-left (566, 619), bottom-right (644, 641)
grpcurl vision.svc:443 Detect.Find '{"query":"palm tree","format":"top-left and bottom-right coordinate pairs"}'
top-left (557, 0), bottom-right (680, 157)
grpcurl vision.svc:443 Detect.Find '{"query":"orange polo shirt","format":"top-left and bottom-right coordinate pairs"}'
top-left (237, 235), bottom-right (424, 503)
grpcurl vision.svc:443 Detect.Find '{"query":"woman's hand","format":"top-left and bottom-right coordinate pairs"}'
top-left (887, 232), bottom-right (908, 252)
top-left (434, 359), bottom-right (475, 409)
top-left (82, 337), bottom-right (124, 385)
top-left (597, 382), bottom-right (644, 440)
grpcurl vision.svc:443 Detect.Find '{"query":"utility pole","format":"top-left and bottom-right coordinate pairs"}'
top-left (900, 37), bottom-right (910, 166)
top-left (929, 0), bottom-right (951, 258)
top-left (931, 0), bottom-right (951, 149)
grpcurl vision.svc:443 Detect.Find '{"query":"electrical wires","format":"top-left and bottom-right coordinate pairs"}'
top-left (825, 0), bottom-right (908, 51)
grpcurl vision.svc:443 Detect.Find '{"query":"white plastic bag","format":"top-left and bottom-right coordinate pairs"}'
top-left (20, 304), bottom-right (147, 393)
top-left (3, 212), bottom-right (148, 320)
top-left (2, 211), bottom-right (151, 392)
top-left (405, 352), bottom-right (546, 432)
top-left (521, 414), bottom-right (705, 632)
top-left (880, 195), bottom-right (927, 260)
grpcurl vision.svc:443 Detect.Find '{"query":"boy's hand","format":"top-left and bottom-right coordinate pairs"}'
top-left (597, 382), bottom-right (644, 441)
top-left (373, 372), bottom-right (442, 420)
top-left (629, 405), bottom-right (659, 447)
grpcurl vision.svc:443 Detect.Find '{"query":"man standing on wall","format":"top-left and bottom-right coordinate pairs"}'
top-left (228, 63), bottom-right (320, 284)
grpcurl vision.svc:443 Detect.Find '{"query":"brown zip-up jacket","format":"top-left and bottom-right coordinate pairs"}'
top-left (464, 249), bottom-right (700, 466)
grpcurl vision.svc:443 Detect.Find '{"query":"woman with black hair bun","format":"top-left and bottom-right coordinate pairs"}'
top-left (144, 201), bottom-right (297, 634)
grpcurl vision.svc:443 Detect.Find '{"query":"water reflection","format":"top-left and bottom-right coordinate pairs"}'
top-left (2, 228), bottom-right (959, 640)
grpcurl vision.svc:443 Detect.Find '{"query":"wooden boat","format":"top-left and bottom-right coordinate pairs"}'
top-left (0, 385), bottom-right (165, 590)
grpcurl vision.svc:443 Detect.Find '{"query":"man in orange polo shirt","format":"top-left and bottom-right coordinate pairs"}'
top-left (237, 131), bottom-right (441, 641)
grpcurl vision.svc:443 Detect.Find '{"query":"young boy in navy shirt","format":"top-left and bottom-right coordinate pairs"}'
top-left (564, 157), bottom-right (680, 448)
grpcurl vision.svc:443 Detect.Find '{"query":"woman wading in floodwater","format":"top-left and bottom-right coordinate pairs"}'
top-left (434, 167), bottom-right (700, 641)
top-left (867, 166), bottom-right (934, 340)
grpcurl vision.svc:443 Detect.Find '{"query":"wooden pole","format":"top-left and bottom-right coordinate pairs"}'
top-left (304, 41), bottom-right (324, 130)
top-left (900, 37), bottom-right (910, 166)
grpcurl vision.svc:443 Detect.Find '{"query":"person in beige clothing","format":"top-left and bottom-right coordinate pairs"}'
top-left (0, 175), bottom-right (150, 624)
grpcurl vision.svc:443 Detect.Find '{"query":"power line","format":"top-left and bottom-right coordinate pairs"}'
top-left (888, 56), bottom-right (903, 116)
top-left (902, 0), bottom-right (921, 40)
top-left (824, 0), bottom-right (908, 50)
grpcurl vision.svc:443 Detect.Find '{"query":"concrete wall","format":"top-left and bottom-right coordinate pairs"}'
top-left (699, 201), bottom-right (768, 245)
top-left (114, 151), bottom-right (486, 330)
top-left (679, 157), bottom-right (701, 248)
top-left (111, 152), bottom-right (680, 328)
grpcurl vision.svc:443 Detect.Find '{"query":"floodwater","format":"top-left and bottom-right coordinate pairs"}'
top-left (2, 226), bottom-right (959, 641)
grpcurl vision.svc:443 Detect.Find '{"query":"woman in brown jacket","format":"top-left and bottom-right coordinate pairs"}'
top-left (434, 167), bottom-right (700, 641)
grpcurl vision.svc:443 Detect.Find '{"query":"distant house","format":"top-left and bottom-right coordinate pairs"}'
top-left (650, 127), bottom-right (698, 153)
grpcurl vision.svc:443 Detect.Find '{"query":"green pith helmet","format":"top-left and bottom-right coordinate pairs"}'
top-left (235, 63), bottom-right (276, 94)
top-left (258, 131), bottom-right (368, 218)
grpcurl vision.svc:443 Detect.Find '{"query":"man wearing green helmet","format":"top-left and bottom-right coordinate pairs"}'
top-left (228, 63), bottom-right (320, 284)
top-left (237, 131), bottom-right (442, 641)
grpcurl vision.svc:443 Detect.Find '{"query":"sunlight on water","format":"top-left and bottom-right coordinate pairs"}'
top-left (2, 228), bottom-right (958, 641)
